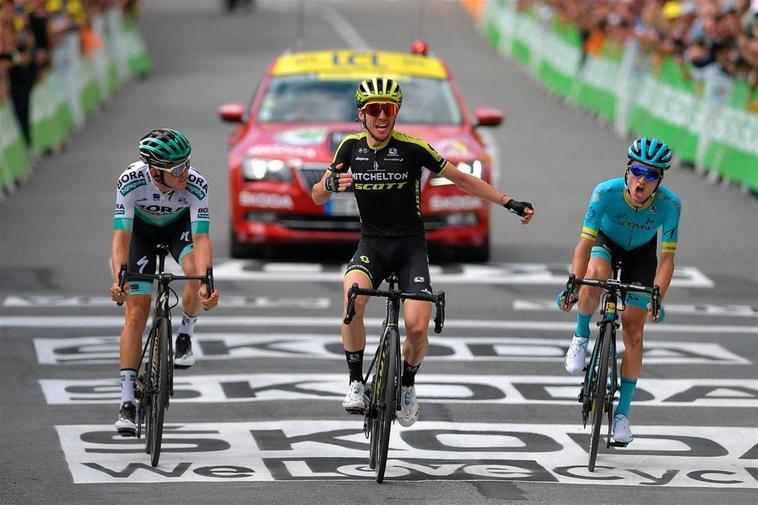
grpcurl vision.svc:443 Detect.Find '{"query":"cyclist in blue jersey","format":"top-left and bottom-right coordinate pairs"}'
top-left (558, 136), bottom-right (681, 445)
top-left (109, 128), bottom-right (220, 435)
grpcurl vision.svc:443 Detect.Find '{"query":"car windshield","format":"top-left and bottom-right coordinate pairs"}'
top-left (257, 75), bottom-right (463, 125)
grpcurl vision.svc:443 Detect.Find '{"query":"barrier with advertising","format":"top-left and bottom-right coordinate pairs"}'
top-left (478, 0), bottom-right (757, 192)
top-left (0, 7), bottom-right (152, 195)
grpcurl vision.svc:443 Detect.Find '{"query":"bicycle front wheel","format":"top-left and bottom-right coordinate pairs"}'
top-left (147, 317), bottom-right (170, 467)
top-left (588, 323), bottom-right (612, 472)
top-left (375, 328), bottom-right (398, 483)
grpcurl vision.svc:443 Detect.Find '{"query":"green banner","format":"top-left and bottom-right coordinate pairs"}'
top-left (479, 0), bottom-right (757, 191)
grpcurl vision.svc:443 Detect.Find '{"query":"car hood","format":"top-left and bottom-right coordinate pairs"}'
top-left (240, 123), bottom-right (486, 164)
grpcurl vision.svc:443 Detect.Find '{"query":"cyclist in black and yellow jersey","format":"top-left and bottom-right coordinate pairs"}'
top-left (312, 77), bottom-right (534, 427)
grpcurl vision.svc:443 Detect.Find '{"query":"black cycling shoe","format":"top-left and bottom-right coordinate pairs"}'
top-left (114, 401), bottom-right (137, 436)
top-left (174, 333), bottom-right (196, 369)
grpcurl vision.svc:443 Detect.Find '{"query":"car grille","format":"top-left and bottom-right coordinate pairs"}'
top-left (297, 164), bottom-right (330, 192)
top-left (276, 215), bottom-right (361, 231)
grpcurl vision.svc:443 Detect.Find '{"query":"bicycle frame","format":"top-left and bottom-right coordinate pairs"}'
top-left (344, 274), bottom-right (445, 483)
top-left (564, 261), bottom-right (660, 471)
top-left (117, 244), bottom-right (213, 466)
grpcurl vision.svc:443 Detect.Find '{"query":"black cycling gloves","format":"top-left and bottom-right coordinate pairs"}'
top-left (324, 172), bottom-right (341, 193)
top-left (503, 199), bottom-right (534, 217)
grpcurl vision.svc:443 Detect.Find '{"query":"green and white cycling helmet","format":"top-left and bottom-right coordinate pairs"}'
top-left (138, 128), bottom-right (192, 169)
top-left (355, 77), bottom-right (403, 109)
top-left (627, 136), bottom-right (672, 170)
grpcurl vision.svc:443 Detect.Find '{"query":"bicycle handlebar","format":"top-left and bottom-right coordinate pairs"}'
top-left (343, 282), bottom-right (446, 333)
top-left (563, 274), bottom-right (661, 318)
top-left (115, 263), bottom-right (215, 306)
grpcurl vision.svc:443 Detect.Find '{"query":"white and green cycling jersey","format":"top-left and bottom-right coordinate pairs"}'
top-left (113, 161), bottom-right (210, 234)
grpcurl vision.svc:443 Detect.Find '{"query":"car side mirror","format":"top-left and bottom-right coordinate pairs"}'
top-left (474, 107), bottom-right (504, 127)
top-left (218, 102), bottom-right (246, 123)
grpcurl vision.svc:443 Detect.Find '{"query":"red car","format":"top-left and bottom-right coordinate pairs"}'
top-left (219, 46), bottom-right (503, 261)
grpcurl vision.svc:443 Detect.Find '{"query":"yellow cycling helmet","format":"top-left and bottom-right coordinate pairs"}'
top-left (355, 77), bottom-right (403, 109)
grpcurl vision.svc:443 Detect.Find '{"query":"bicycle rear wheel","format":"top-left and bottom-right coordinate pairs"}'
top-left (146, 317), bottom-right (170, 467)
top-left (375, 328), bottom-right (398, 483)
top-left (588, 323), bottom-right (612, 472)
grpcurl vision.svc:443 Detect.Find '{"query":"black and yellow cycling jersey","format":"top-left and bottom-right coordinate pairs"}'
top-left (329, 130), bottom-right (447, 237)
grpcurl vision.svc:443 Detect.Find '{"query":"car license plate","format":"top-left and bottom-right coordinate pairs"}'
top-left (326, 194), bottom-right (358, 216)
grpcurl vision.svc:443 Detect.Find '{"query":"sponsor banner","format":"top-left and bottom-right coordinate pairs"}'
top-left (209, 261), bottom-right (714, 287)
top-left (56, 421), bottom-right (758, 486)
top-left (3, 296), bottom-right (330, 309)
top-left (513, 300), bottom-right (758, 318)
top-left (33, 334), bottom-right (749, 365)
top-left (40, 374), bottom-right (758, 407)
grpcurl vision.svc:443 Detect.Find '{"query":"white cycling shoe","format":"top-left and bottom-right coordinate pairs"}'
top-left (342, 380), bottom-right (365, 412)
top-left (397, 386), bottom-right (419, 427)
top-left (174, 333), bottom-right (196, 368)
top-left (564, 336), bottom-right (588, 375)
top-left (612, 414), bottom-right (633, 445)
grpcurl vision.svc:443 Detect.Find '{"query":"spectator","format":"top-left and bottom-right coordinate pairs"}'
top-left (7, 0), bottom-right (37, 146)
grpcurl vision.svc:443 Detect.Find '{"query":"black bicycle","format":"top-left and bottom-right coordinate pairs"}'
top-left (116, 244), bottom-right (214, 467)
top-left (562, 261), bottom-right (659, 472)
top-left (343, 274), bottom-right (445, 483)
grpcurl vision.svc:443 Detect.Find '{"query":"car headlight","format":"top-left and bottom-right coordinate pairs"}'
top-left (430, 160), bottom-right (482, 186)
top-left (241, 158), bottom-right (291, 182)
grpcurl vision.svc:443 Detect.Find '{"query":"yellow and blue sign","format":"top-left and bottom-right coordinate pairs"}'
top-left (272, 50), bottom-right (448, 80)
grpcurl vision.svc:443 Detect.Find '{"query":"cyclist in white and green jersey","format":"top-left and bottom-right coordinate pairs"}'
top-left (109, 128), bottom-right (219, 435)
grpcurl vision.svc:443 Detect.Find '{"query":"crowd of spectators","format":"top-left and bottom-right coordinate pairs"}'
top-left (0, 0), bottom-right (139, 146)
top-left (519, 0), bottom-right (758, 99)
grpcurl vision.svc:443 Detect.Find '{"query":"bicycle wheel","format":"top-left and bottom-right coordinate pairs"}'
top-left (147, 317), bottom-right (170, 467)
top-left (375, 328), bottom-right (398, 483)
top-left (588, 323), bottom-right (612, 472)
top-left (367, 321), bottom-right (387, 470)
top-left (367, 378), bottom-right (379, 470)
top-left (143, 334), bottom-right (154, 454)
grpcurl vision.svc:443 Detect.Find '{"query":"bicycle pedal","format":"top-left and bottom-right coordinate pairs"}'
top-left (345, 406), bottom-right (365, 415)
top-left (610, 440), bottom-right (630, 448)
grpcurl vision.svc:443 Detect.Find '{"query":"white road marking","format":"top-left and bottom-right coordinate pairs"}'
top-left (55, 421), bottom-right (758, 486)
top-left (39, 374), bottom-right (758, 407)
top-left (6, 315), bottom-right (756, 333)
top-left (514, 300), bottom-right (758, 317)
top-left (33, 334), bottom-right (749, 365)
top-left (2, 295), bottom-right (330, 309)
top-left (208, 261), bottom-right (715, 287)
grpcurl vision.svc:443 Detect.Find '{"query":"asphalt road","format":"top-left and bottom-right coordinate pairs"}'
top-left (1, 1), bottom-right (756, 504)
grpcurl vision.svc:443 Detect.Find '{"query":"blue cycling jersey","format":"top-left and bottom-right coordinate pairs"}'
top-left (581, 178), bottom-right (681, 254)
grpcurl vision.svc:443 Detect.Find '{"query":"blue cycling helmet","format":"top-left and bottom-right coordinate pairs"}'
top-left (627, 137), bottom-right (672, 170)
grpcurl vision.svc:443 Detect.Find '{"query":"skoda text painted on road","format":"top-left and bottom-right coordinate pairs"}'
top-left (33, 334), bottom-right (750, 365)
top-left (40, 374), bottom-right (758, 407)
top-left (56, 421), bottom-right (758, 487)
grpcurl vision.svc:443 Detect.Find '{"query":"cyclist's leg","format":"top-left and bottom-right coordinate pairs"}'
top-left (341, 239), bottom-right (383, 410)
top-left (172, 218), bottom-right (200, 367)
top-left (614, 236), bottom-right (657, 437)
top-left (172, 215), bottom-right (200, 321)
top-left (565, 243), bottom-right (612, 374)
top-left (397, 235), bottom-right (432, 427)
top-left (116, 225), bottom-right (155, 432)
top-left (397, 234), bottom-right (433, 374)
top-left (613, 306), bottom-right (644, 443)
